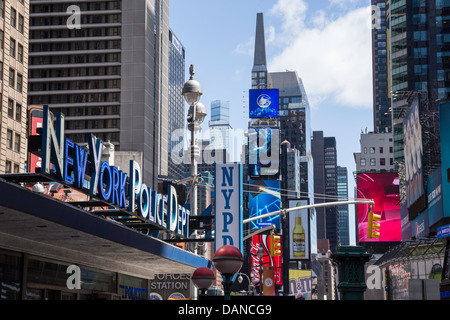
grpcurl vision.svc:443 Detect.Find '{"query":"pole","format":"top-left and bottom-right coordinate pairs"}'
top-left (243, 199), bottom-right (374, 225)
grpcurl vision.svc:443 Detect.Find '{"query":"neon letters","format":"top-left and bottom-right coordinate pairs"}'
top-left (40, 105), bottom-right (189, 238)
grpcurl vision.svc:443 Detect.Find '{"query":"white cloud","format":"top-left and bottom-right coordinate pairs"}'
top-left (268, 2), bottom-right (373, 110)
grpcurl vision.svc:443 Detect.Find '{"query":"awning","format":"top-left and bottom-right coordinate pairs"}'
top-left (0, 177), bottom-right (211, 279)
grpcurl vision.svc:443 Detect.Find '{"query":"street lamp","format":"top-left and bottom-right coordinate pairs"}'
top-left (213, 245), bottom-right (244, 300)
top-left (182, 64), bottom-right (206, 222)
top-left (257, 246), bottom-right (264, 295)
top-left (237, 272), bottom-right (255, 296)
top-left (191, 267), bottom-right (215, 299)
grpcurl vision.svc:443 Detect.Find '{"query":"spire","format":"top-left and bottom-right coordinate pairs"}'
top-left (253, 12), bottom-right (267, 72)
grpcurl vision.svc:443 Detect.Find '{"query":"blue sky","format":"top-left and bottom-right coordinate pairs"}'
top-left (169, 0), bottom-right (373, 244)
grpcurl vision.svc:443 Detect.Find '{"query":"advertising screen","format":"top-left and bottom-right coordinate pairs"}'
top-left (357, 173), bottom-right (402, 242)
top-left (250, 234), bottom-right (282, 286)
top-left (403, 97), bottom-right (425, 209)
top-left (248, 180), bottom-right (281, 229)
top-left (248, 127), bottom-right (280, 179)
top-left (439, 103), bottom-right (450, 220)
top-left (288, 200), bottom-right (310, 260)
top-left (249, 89), bottom-right (279, 118)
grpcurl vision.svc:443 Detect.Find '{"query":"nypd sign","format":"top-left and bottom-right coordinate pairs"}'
top-left (40, 105), bottom-right (190, 238)
top-left (214, 163), bottom-right (243, 253)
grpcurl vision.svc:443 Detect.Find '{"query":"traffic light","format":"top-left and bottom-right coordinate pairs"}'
top-left (367, 209), bottom-right (381, 239)
top-left (270, 234), bottom-right (282, 256)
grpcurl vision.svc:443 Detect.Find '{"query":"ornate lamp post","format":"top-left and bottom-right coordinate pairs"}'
top-left (182, 65), bottom-right (206, 220)
top-left (191, 267), bottom-right (215, 299)
top-left (213, 245), bottom-right (244, 300)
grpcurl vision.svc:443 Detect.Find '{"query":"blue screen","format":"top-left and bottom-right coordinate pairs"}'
top-left (249, 89), bottom-right (279, 118)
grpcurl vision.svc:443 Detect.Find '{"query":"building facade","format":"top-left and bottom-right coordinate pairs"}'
top-left (337, 166), bottom-right (349, 246)
top-left (209, 100), bottom-right (232, 152)
top-left (27, 0), bottom-right (170, 188)
top-left (0, 0), bottom-right (29, 174)
top-left (354, 131), bottom-right (396, 173)
top-left (167, 28), bottom-right (185, 180)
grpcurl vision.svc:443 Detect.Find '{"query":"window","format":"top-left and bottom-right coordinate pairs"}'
top-left (0, 29), bottom-right (3, 50)
top-left (380, 158), bottom-right (386, 166)
top-left (7, 99), bottom-right (14, 118)
top-left (390, 146), bottom-right (393, 153)
top-left (15, 103), bottom-right (21, 121)
top-left (10, 8), bottom-right (16, 28)
top-left (16, 73), bottom-right (22, 92)
top-left (6, 129), bottom-right (13, 149)
top-left (369, 147), bottom-right (375, 154)
top-left (380, 147), bottom-right (384, 153)
top-left (0, 1), bottom-right (4, 19)
top-left (360, 158), bottom-right (366, 166)
top-left (17, 44), bottom-right (23, 63)
top-left (9, 38), bottom-right (15, 58)
top-left (364, 147), bottom-right (367, 154)
top-left (5, 160), bottom-right (11, 173)
top-left (18, 14), bottom-right (23, 33)
top-left (370, 158), bottom-right (376, 166)
top-left (14, 133), bottom-right (20, 152)
top-left (8, 68), bottom-right (14, 87)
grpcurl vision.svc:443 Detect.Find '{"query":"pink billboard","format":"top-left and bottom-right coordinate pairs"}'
top-left (357, 173), bottom-right (402, 242)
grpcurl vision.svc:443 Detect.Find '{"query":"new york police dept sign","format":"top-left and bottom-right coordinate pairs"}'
top-left (214, 163), bottom-right (243, 253)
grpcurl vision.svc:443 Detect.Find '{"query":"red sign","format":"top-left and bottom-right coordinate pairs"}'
top-left (250, 234), bottom-right (282, 286)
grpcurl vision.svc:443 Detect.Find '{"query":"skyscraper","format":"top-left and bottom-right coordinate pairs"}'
top-left (337, 166), bottom-right (349, 246)
top-left (312, 131), bottom-right (338, 252)
top-left (209, 100), bottom-right (232, 152)
top-left (251, 12), bottom-right (314, 203)
top-left (168, 29), bottom-right (185, 180)
top-left (1, 0), bottom-right (29, 174)
top-left (27, 0), bottom-right (170, 188)
top-left (371, 0), bottom-right (391, 134)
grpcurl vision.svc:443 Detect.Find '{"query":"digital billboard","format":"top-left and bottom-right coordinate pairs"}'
top-left (248, 127), bottom-right (280, 179)
top-left (288, 200), bottom-right (310, 260)
top-left (403, 97), bottom-right (425, 210)
top-left (248, 180), bottom-right (281, 229)
top-left (250, 234), bottom-right (282, 286)
top-left (439, 102), bottom-right (450, 223)
top-left (249, 89), bottom-right (279, 118)
top-left (357, 173), bottom-right (402, 242)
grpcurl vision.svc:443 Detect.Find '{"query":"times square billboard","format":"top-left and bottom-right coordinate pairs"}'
top-left (356, 173), bottom-right (402, 242)
top-left (249, 89), bottom-right (279, 119)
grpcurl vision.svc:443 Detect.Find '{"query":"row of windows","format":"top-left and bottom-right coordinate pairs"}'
top-left (6, 96), bottom-right (23, 123)
top-left (29, 79), bottom-right (120, 92)
top-left (360, 157), bottom-right (394, 166)
top-left (28, 92), bottom-right (120, 105)
top-left (363, 146), bottom-right (394, 154)
top-left (30, 66), bottom-right (121, 79)
top-left (4, 160), bottom-right (21, 173)
top-left (31, 1), bottom-right (120, 14)
top-left (5, 128), bottom-right (21, 153)
top-left (30, 39), bottom-right (120, 52)
top-left (30, 53), bottom-right (120, 66)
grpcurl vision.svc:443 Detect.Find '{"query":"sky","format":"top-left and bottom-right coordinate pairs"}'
top-left (169, 0), bottom-right (374, 244)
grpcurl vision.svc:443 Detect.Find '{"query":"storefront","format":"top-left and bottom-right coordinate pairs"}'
top-left (0, 176), bottom-right (211, 300)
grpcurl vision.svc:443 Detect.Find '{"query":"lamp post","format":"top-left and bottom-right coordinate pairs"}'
top-left (257, 246), bottom-right (264, 295)
top-left (213, 245), bottom-right (244, 300)
top-left (191, 267), bottom-right (215, 299)
top-left (182, 64), bottom-right (206, 222)
top-left (237, 272), bottom-right (255, 296)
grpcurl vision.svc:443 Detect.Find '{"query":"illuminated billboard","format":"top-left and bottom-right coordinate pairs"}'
top-left (288, 200), bottom-right (310, 260)
top-left (403, 97), bottom-right (425, 210)
top-left (250, 234), bottom-right (282, 286)
top-left (357, 173), bottom-right (402, 242)
top-left (248, 180), bottom-right (281, 229)
top-left (248, 127), bottom-right (280, 179)
top-left (249, 89), bottom-right (279, 118)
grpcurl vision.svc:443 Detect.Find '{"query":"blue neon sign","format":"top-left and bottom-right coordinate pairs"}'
top-left (249, 89), bottom-right (279, 118)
